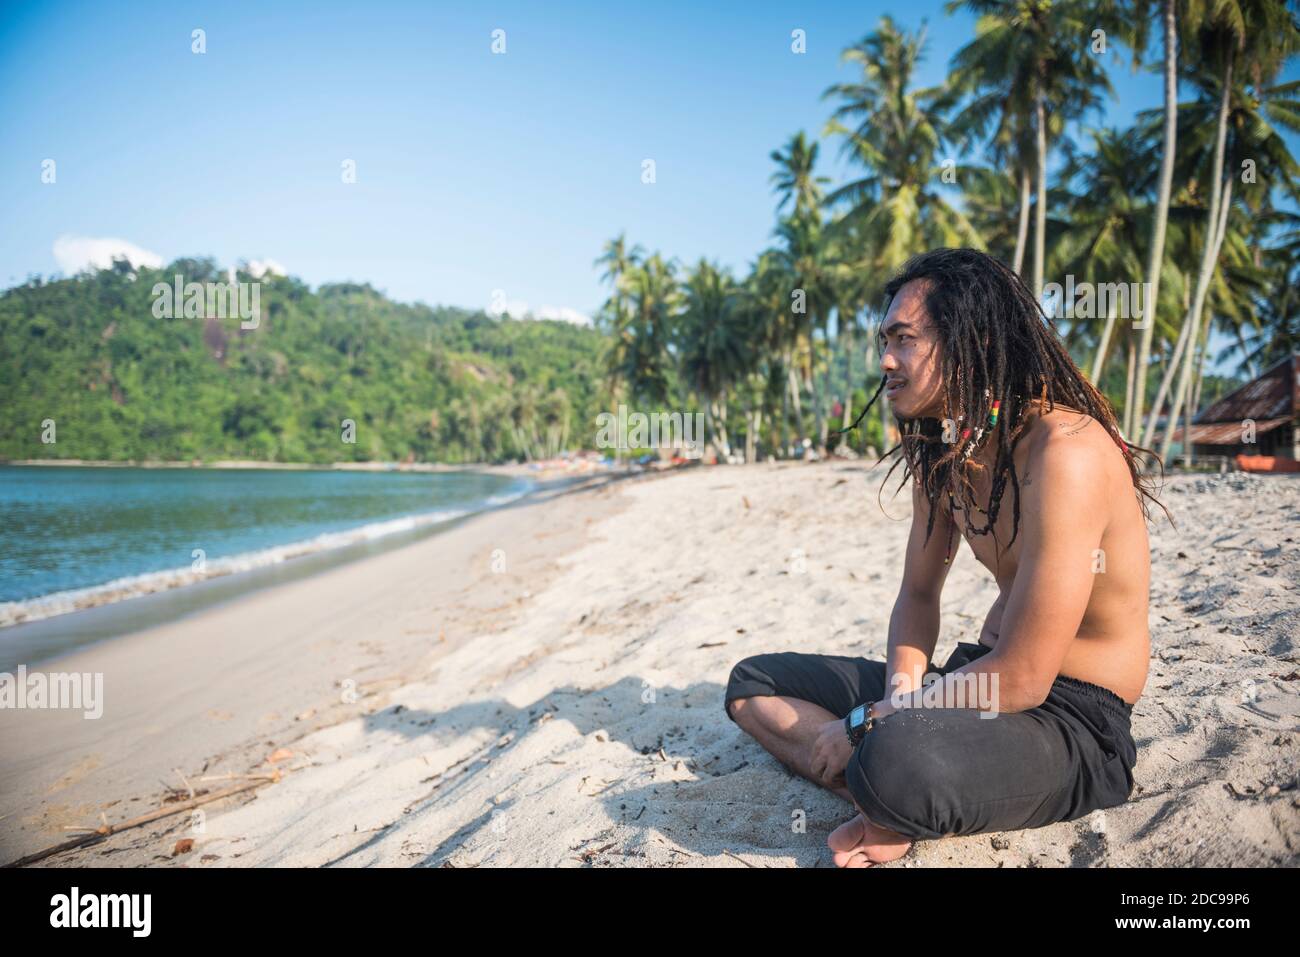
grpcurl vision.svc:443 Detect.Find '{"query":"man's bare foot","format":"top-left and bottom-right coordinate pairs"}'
top-left (828, 813), bottom-right (914, 868)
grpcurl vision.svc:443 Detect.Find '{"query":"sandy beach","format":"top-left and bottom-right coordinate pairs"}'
top-left (3, 462), bottom-right (1298, 868)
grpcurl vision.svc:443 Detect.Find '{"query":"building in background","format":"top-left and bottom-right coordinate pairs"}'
top-left (1171, 354), bottom-right (1299, 470)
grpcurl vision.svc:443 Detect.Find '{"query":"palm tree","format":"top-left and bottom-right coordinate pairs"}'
top-left (769, 130), bottom-right (839, 452)
top-left (1052, 128), bottom-right (1152, 392)
top-left (770, 132), bottom-right (833, 221)
top-left (1126, 0), bottom-right (1180, 443)
top-left (677, 259), bottom-right (750, 458)
top-left (1155, 1), bottom-right (1300, 460)
top-left (771, 209), bottom-right (840, 452)
top-left (746, 249), bottom-right (804, 457)
top-left (945, 0), bottom-right (1113, 297)
top-left (1226, 209), bottom-right (1300, 371)
top-left (823, 15), bottom-right (985, 448)
top-left (961, 165), bottom-right (1027, 267)
top-left (593, 233), bottom-right (644, 337)
top-left (605, 253), bottom-right (679, 411)
top-left (594, 233), bottom-right (647, 437)
top-left (823, 16), bottom-right (984, 269)
top-left (945, 9), bottom-right (1037, 274)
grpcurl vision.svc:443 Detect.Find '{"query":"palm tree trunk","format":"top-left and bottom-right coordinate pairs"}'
top-left (1192, 344), bottom-right (1208, 418)
top-left (1013, 166), bottom-right (1031, 276)
top-left (1156, 45), bottom-right (1234, 461)
top-left (703, 392), bottom-right (728, 460)
top-left (841, 316), bottom-right (855, 429)
top-left (717, 398), bottom-right (732, 457)
top-left (1161, 170), bottom-right (1234, 464)
top-left (808, 330), bottom-right (827, 452)
top-left (1033, 83), bottom-right (1047, 298)
top-left (1142, 281), bottom-right (1193, 449)
top-left (1164, 45), bottom-right (1232, 468)
top-left (787, 361), bottom-right (805, 450)
top-left (1090, 299), bottom-right (1119, 383)
top-left (779, 360), bottom-right (790, 457)
top-left (745, 396), bottom-right (758, 465)
top-left (1185, 299), bottom-right (1219, 467)
top-left (1133, 0), bottom-right (1179, 438)
top-left (1123, 335), bottom-right (1137, 438)
top-left (1190, 327), bottom-right (1196, 465)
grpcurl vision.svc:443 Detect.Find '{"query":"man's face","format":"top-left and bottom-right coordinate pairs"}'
top-left (878, 280), bottom-right (945, 419)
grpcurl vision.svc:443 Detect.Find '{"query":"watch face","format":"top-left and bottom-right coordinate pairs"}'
top-left (849, 705), bottom-right (866, 728)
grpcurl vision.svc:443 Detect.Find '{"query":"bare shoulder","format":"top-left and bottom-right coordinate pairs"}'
top-left (1019, 404), bottom-right (1123, 501)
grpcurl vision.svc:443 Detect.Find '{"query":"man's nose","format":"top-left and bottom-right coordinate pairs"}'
top-left (880, 349), bottom-right (898, 372)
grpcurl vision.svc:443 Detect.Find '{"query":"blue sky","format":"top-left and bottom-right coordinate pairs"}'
top-left (1, 0), bottom-right (1295, 334)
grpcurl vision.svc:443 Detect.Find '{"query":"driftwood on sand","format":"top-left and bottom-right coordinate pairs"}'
top-left (3, 767), bottom-right (294, 868)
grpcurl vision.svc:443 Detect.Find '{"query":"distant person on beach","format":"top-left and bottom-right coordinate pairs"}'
top-left (724, 248), bottom-right (1168, 868)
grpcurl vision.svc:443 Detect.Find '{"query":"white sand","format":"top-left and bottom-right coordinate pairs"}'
top-left (9, 464), bottom-right (1299, 867)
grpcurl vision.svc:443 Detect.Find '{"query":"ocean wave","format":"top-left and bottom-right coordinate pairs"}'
top-left (0, 483), bottom-right (531, 629)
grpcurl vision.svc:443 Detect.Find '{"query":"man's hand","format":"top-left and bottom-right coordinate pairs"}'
top-left (810, 719), bottom-right (854, 787)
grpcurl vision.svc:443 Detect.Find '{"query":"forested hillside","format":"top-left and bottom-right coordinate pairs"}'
top-left (0, 259), bottom-right (608, 464)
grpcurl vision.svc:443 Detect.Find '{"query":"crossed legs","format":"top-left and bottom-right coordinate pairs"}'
top-left (726, 694), bottom-right (916, 867)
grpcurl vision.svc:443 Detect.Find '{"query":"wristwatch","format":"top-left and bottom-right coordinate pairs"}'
top-left (844, 702), bottom-right (878, 747)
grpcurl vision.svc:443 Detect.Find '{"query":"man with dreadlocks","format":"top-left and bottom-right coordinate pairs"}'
top-left (724, 248), bottom-right (1167, 868)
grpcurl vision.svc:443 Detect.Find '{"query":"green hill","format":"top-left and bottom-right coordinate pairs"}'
top-left (0, 259), bottom-right (608, 464)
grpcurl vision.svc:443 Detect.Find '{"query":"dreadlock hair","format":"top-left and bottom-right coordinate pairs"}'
top-left (838, 247), bottom-right (1171, 560)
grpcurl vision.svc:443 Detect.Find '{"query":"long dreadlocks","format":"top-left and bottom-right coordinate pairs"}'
top-left (838, 248), bottom-right (1170, 560)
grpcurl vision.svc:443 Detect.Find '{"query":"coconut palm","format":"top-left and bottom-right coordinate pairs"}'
top-left (746, 248), bottom-right (805, 456)
top-left (960, 165), bottom-right (1027, 267)
top-left (677, 259), bottom-right (751, 458)
top-left (823, 15), bottom-right (985, 270)
top-left (945, 9), bottom-right (1038, 274)
top-left (1155, 2), bottom-right (1300, 459)
top-left (1225, 209), bottom-right (1300, 372)
top-left (593, 233), bottom-right (644, 334)
top-left (1124, 0), bottom-right (1181, 442)
top-left (1052, 128), bottom-right (1153, 395)
top-left (945, 0), bottom-right (1114, 298)
top-left (771, 209), bottom-right (840, 452)
top-left (605, 254), bottom-right (679, 410)
top-left (770, 132), bottom-right (833, 221)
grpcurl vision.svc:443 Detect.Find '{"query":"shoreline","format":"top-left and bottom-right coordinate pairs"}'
top-left (0, 476), bottom-right (537, 644)
top-left (2, 457), bottom-right (516, 471)
top-left (0, 468), bottom-right (638, 866)
top-left (1, 457), bottom-right (609, 477)
top-left (0, 464), bottom-right (649, 652)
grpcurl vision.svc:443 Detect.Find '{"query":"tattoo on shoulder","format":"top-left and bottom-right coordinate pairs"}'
top-left (1058, 412), bottom-right (1091, 436)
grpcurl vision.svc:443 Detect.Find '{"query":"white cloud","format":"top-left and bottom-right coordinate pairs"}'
top-left (487, 296), bottom-right (531, 320)
top-left (52, 235), bottom-right (163, 274)
top-left (245, 258), bottom-right (287, 278)
top-left (535, 305), bottom-right (593, 326)
top-left (487, 296), bottom-right (592, 326)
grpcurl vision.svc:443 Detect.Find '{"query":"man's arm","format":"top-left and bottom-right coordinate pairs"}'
top-left (884, 477), bottom-right (958, 699)
top-left (808, 476), bottom-right (957, 786)
top-left (881, 433), bottom-right (1109, 715)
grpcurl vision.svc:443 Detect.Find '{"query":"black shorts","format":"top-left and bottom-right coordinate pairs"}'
top-left (724, 642), bottom-right (1138, 841)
